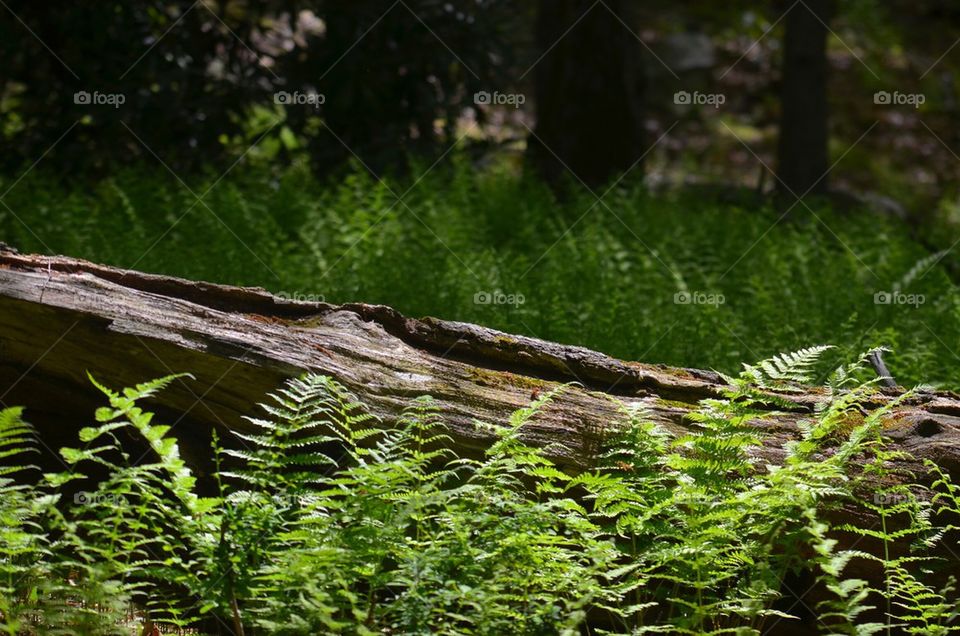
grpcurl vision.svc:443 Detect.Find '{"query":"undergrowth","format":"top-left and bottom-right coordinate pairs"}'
top-left (2, 161), bottom-right (959, 388)
top-left (1, 347), bottom-right (959, 634)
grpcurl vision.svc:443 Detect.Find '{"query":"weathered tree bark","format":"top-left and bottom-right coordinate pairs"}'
top-left (777, 0), bottom-right (834, 197)
top-left (1, 246), bottom-right (958, 480)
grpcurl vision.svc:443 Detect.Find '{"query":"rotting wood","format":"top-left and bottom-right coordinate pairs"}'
top-left (0, 246), bottom-right (958, 483)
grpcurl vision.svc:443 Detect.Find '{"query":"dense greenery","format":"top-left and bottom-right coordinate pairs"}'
top-left (3, 162), bottom-right (958, 388)
top-left (1, 348), bottom-right (958, 633)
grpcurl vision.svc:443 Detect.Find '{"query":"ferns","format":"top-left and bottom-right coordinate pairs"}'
top-left (2, 348), bottom-right (960, 633)
top-left (740, 344), bottom-right (834, 390)
top-left (0, 407), bottom-right (36, 475)
top-left (0, 408), bottom-right (50, 634)
top-left (579, 346), bottom-right (957, 634)
top-left (222, 373), bottom-right (379, 492)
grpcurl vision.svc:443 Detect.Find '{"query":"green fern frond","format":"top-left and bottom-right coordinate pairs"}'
top-left (741, 345), bottom-right (834, 390)
top-left (0, 407), bottom-right (38, 477)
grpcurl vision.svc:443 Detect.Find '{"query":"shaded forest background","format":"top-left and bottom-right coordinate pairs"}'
top-left (5, 1), bottom-right (960, 209)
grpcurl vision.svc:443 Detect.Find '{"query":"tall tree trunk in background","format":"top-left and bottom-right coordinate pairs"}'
top-left (527, 0), bottom-right (645, 189)
top-left (776, 0), bottom-right (834, 197)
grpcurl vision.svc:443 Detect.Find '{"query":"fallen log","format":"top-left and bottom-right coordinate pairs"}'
top-left (0, 246), bottom-right (959, 480)
top-left (3, 247), bottom-right (960, 633)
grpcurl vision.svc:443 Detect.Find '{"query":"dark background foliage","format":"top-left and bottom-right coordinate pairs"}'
top-left (0, 1), bottom-right (526, 175)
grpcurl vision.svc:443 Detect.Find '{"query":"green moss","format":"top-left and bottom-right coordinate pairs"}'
top-left (491, 335), bottom-right (519, 347)
top-left (881, 411), bottom-right (913, 430)
top-left (655, 398), bottom-right (692, 410)
top-left (468, 367), bottom-right (551, 391)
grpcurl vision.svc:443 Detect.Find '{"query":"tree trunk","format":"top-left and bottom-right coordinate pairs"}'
top-left (777, 0), bottom-right (833, 197)
top-left (527, 0), bottom-right (645, 189)
top-left (1, 246), bottom-right (958, 481)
